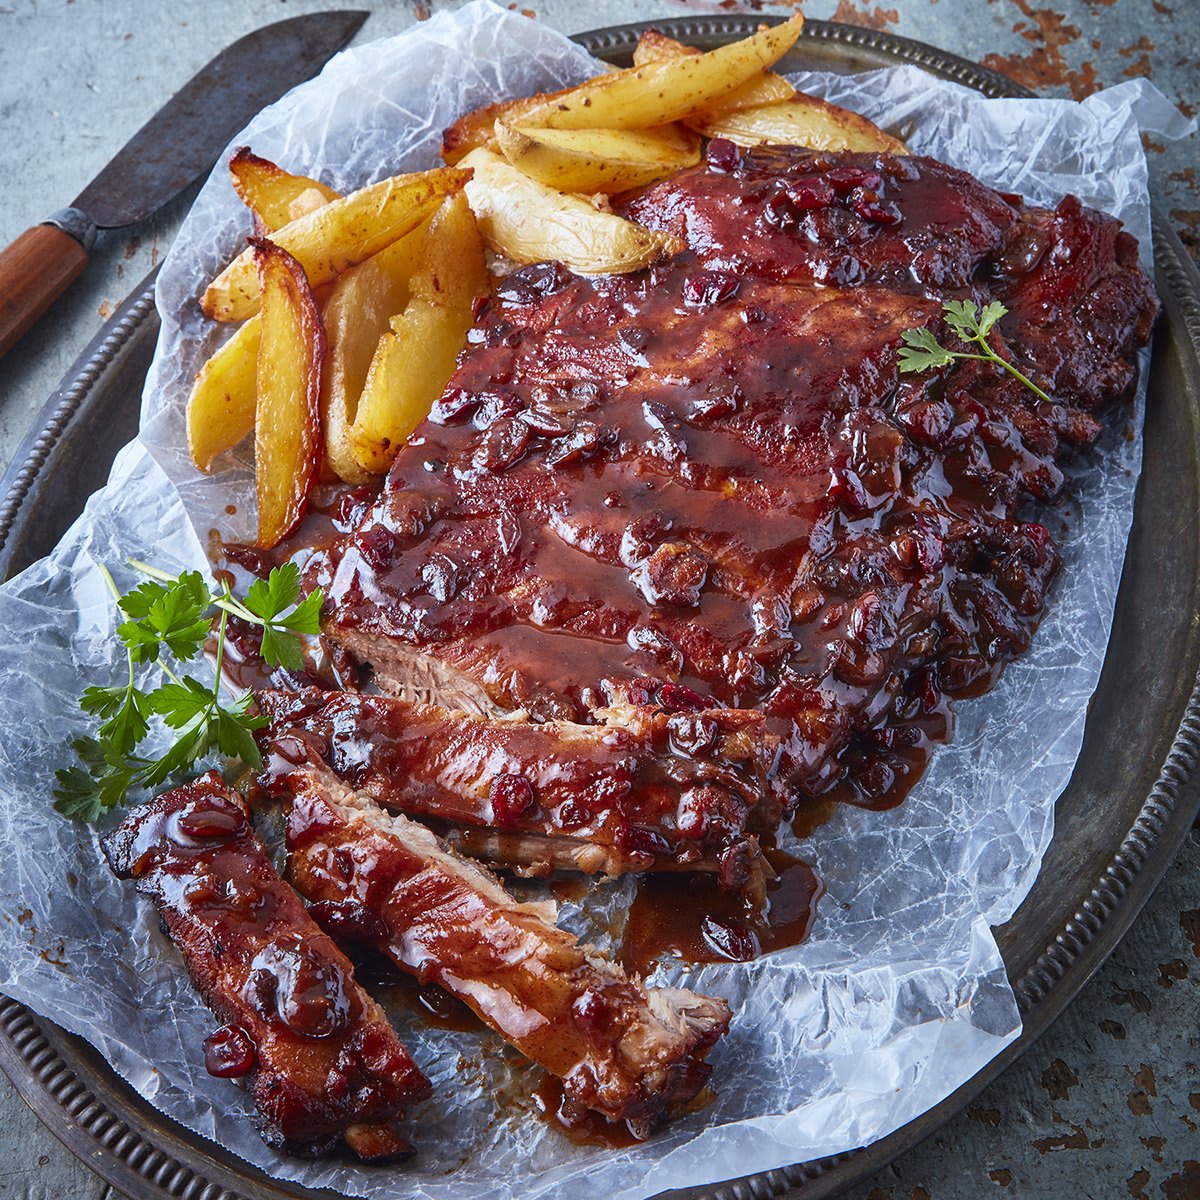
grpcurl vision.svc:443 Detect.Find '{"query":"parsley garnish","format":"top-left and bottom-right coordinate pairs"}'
top-left (898, 300), bottom-right (1052, 404)
top-left (52, 560), bottom-right (323, 822)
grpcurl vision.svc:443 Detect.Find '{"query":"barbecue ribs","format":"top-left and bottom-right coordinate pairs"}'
top-left (104, 773), bottom-right (431, 1159)
top-left (262, 752), bottom-right (732, 1134)
top-left (302, 145), bottom-right (1155, 874)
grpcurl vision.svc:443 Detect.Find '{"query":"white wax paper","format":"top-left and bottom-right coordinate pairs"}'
top-left (0, 4), bottom-right (1192, 1198)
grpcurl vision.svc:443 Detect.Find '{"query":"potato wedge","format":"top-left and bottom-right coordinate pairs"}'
top-left (443, 92), bottom-right (560, 165)
top-left (349, 193), bottom-right (488, 476)
top-left (494, 122), bottom-right (700, 194)
top-left (690, 94), bottom-right (909, 154)
top-left (632, 29), bottom-right (795, 114)
top-left (229, 147), bottom-right (340, 232)
top-left (186, 316), bottom-right (261, 472)
top-left (320, 219), bottom-right (430, 484)
top-left (461, 147), bottom-right (683, 274)
top-left (517, 14), bottom-right (804, 131)
top-left (252, 239), bottom-right (325, 548)
top-left (203, 166), bottom-right (470, 322)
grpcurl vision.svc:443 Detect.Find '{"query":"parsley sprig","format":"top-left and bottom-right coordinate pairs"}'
top-left (52, 561), bottom-right (323, 823)
top-left (898, 300), bottom-right (1052, 404)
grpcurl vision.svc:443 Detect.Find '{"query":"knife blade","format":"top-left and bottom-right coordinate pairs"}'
top-left (0, 9), bottom-right (368, 360)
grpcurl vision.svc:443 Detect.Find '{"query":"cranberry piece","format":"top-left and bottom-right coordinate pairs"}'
top-left (309, 899), bottom-right (388, 946)
top-left (701, 917), bottom-right (758, 962)
top-left (706, 137), bottom-right (740, 172)
top-left (616, 824), bottom-right (672, 858)
top-left (848, 591), bottom-right (896, 651)
top-left (786, 178), bottom-right (836, 210)
top-left (856, 758), bottom-right (896, 802)
top-left (762, 191), bottom-right (798, 230)
top-left (682, 271), bottom-right (740, 307)
top-left (668, 713), bottom-right (719, 758)
top-left (204, 1025), bottom-right (257, 1078)
top-left (355, 525), bottom-right (396, 572)
top-left (519, 408), bottom-right (570, 438)
top-left (572, 988), bottom-right (613, 1038)
top-left (489, 773), bottom-right (535, 826)
top-left (556, 799), bottom-right (591, 828)
top-left (688, 380), bottom-right (742, 422)
top-left (430, 386), bottom-right (481, 423)
top-left (473, 417), bottom-right (531, 472)
top-left (657, 681), bottom-right (708, 713)
top-left (331, 485), bottom-right (376, 529)
top-left (173, 801), bottom-right (244, 843)
top-left (632, 543), bottom-right (708, 607)
top-left (855, 198), bottom-right (902, 226)
top-left (545, 421), bottom-right (603, 468)
top-left (825, 166), bottom-right (881, 194)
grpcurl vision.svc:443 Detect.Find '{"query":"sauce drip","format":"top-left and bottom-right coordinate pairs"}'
top-left (619, 849), bottom-right (822, 976)
top-left (532, 1074), bottom-right (643, 1150)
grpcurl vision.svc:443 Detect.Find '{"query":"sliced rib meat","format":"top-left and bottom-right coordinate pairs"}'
top-left (270, 760), bottom-right (731, 1136)
top-left (256, 687), bottom-right (770, 886)
top-left (103, 772), bottom-right (430, 1160)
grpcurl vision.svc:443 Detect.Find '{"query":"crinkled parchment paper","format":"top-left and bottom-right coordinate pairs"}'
top-left (0, 4), bottom-right (1191, 1198)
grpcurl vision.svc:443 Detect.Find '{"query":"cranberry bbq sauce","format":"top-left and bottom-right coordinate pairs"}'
top-left (232, 142), bottom-right (1156, 983)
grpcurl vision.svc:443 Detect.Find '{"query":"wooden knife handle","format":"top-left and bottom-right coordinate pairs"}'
top-left (0, 209), bottom-right (96, 360)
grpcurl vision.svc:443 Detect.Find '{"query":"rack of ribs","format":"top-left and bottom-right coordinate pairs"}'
top-left (311, 143), bottom-right (1155, 852)
top-left (103, 772), bottom-right (431, 1159)
top-left (255, 686), bottom-right (772, 887)
top-left (263, 754), bottom-right (732, 1136)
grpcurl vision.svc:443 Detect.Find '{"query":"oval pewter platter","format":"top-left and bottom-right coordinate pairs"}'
top-left (0, 16), bottom-right (1198, 1200)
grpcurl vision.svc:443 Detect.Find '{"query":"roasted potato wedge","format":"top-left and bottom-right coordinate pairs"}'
top-left (631, 29), bottom-right (795, 114)
top-left (691, 94), bottom-right (909, 154)
top-left (444, 92), bottom-right (561, 165)
top-left (320, 220), bottom-right (430, 484)
top-left (516, 15), bottom-right (804, 131)
top-left (229, 147), bottom-right (340, 232)
top-left (494, 122), bottom-right (701, 194)
top-left (349, 193), bottom-right (488, 476)
top-left (203, 166), bottom-right (470, 322)
top-left (252, 239), bottom-right (325, 548)
top-left (186, 317), bottom-right (261, 472)
top-left (461, 147), bottom-right (683, 274)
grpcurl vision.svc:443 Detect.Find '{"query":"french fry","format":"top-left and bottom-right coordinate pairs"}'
top-left (494, 122), bottom-right (701, 194)
top-left (690, 94), bottom-right (909, 154)
top-left (202, 166), bottom-right (471, 322)
top-left (320, 220), bottom-right (430, 484)
top-left (186, 317), bottom-right (261, 472)
top-left (516, 14), bottom-right (804, 131)
top-left (229, 147), bottom-right (341, 232)
top-left (349, 193), bottom-right (488, 476)
top-left (461, 147), bottom-right (684, 274)
top-left (631, 29), bottom-right (795, 114)
top-left (252, 239), bottom-right (325, 548)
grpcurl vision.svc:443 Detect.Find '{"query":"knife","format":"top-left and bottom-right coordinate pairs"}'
top-left (0, 9), bottom-right (368, 360)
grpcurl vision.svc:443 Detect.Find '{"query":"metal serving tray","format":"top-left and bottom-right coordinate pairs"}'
top-left (0, 17), bottom-right (1197, 1200)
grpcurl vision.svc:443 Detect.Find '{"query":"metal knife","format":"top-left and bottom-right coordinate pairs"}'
top-left (0, 9), bottom-right (368, 360)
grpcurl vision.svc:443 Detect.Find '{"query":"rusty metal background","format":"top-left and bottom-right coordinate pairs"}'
top-left (0, 15), bottom-right (1197, 1200)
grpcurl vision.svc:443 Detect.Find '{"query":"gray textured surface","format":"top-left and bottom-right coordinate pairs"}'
top-left (0, 1), bottom-right (1196, 1198)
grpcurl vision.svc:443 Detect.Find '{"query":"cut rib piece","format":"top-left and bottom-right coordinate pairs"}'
top-left (270, 760), bottom-right (732, 1135)
top-left (256, 687), bottom-right (771, 886)
top-left (103, 772), bottom-right (430, 1160)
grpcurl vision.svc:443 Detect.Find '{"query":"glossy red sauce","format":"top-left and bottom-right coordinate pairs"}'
top-left (620, 848), bottom-right (822, 975)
